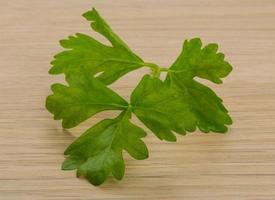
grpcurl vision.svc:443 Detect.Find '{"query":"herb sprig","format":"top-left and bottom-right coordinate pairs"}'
top-left (46, 8), bottom-right (233, 186)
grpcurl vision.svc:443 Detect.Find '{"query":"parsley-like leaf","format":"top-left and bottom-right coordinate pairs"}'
top-left (46, 8), bottom-right (233, 186)
top-left (49, 8), bottom-right (143, 85)
top-left (130, 38), bottom-right (232, 141)
top-left (62, 110), bottom-right (148, 186)
top-left (131, 75), bottom-right (196, 141)
top-left (46, 68), bottom-right (128, 129)
top-left (169, 38), bottom-right (232, 83)
top-left (165, 38), bottom-right (233, 133)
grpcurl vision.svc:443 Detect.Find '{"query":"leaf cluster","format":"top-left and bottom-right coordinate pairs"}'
top-left (46, 8), bottom-right (233, 186)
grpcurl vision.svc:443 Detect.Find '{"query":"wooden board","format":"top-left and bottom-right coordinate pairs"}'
top-left (1, 0), bottom-right (275, 199)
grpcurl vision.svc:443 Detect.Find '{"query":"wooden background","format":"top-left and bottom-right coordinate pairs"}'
top-left (1, 0), bottom-right (275, 199)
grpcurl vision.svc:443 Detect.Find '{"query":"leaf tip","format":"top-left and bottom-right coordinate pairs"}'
top-left (62, 158), bottom-right (77, 170)
top-left (82, 7), bottom-right (98, 21)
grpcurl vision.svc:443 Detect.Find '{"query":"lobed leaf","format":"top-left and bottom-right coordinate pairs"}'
top-left (49, 8), bottom-right (144, 85)
top-left (165, 38), bottom-right (232, 133)
top-left (46, 68), bottom-right (128, 129)
top-left (131, 75), bottom-right (196, 141)
top-left (62, 110), bottom-right (148, 185)
top-left (130, 38), bottom-right (233, 141)
top-left (170, 38), bottom-right (232, 84)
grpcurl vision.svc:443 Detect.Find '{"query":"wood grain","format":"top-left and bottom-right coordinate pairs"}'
top-left (1, 0), bottom-right (275, 199)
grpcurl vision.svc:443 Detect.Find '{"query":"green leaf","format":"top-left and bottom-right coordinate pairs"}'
top-left (49, 8), bottom-right (143, 85)
top-left (170, 38), bottom-right (232, 84)
top-left (62, 110), bottom-right (148, 186)
top-left (46, 68), bottom-right (128, 129)
top-left (131, 75), bottom-right (197, 141)
top-left (165, 38), bottom-right (232, 133)
top-left (130, 38), bottom-right (233, 141)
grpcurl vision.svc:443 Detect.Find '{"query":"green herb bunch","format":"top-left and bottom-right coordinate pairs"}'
top-left (46, 8), bottom-right (233, 186)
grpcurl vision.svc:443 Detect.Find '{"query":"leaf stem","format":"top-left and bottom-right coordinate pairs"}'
top-left (142, 62), bottom-right (169, 78)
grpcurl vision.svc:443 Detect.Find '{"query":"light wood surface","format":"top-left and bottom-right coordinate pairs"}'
top-left (1, 0), bottom-right (275, 199)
